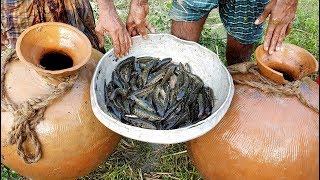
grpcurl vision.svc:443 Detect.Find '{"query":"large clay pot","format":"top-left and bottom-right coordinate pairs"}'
top-left (1, 22), bottom-right (121, 179)
top-left (187, 44), bottom-right (319, 179)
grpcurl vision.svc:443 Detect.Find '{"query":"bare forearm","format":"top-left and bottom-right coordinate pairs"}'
top-left (96, 0), bottom-right (117, 15)
top-left (130, 0), bottom-right (148, 6)
top-left (95, 0), bottom-right (132, 57)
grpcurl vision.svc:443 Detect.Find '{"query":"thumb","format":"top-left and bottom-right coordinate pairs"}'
top-left (136, 21), bottom-right (148, 39)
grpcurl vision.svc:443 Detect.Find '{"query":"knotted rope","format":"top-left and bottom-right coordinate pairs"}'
top-left (1, 48), bottom-right (79, 163)
top-left (227, 62), bottom-right (319, 113)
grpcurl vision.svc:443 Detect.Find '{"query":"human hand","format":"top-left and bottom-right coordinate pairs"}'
top-left (126, 0), bottom-right (155, 39)
top-left (255, 0), bottom-right (298, 54)
top-left (95, 8), bottom-right (132, 57)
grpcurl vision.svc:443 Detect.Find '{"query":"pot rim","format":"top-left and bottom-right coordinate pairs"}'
top-left (254, 43), bottom-right (318, 84)
top-left (15, 22), bottom-right (92, 77)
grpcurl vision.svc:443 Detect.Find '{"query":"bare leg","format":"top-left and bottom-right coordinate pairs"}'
top-left (171, 15), bottom-right (208, 42)
top-left (226, 35), bottom-right (253, 65)
top-left (172, 16), bottom-right (253, 66)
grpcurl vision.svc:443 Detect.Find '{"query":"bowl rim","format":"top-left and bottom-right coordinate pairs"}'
top-left (90, 34), bottom-right (235, 144)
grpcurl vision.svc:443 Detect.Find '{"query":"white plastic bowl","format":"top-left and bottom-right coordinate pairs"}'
top-left (90, 34), bottom-right (234, 144)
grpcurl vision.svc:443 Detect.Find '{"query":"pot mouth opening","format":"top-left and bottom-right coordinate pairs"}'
top-left (38, 51), bottom-right (74, 71)
top-left (270, 68), bottom-right (295, 82)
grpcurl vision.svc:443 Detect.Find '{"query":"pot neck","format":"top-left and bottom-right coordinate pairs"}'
top-left (255, 44), bottom-right (318, 84)
top-left (21, 51), bottom-right (85, 86)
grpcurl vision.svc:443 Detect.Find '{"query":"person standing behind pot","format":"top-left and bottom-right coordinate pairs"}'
top-left (1, 0), bottom-right (142, 57)
top-left (126, 0), bottom-right (298, 66)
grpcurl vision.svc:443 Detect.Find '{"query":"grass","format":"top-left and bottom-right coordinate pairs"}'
top-left (1, 165), bottom-right (19, 179)
top-left (80, 139), bottom-right (200, 180)
top-left (1, 0), bottom-right (319, 179)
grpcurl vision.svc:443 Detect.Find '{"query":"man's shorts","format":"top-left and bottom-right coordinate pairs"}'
top-left (169, 0), bottom-right (270, 44)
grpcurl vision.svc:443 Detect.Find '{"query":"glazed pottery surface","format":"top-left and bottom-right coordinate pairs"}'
top-left (187, 45), bottom-right (319, 180)
top-left (1, 22), bottom-right (121, 180)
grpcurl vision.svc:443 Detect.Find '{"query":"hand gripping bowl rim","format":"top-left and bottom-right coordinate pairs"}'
top-left (90, 34), bottom-right (235, 144)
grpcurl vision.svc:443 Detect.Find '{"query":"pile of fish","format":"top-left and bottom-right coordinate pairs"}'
top-left (104, 56), bottom-right (215, 130)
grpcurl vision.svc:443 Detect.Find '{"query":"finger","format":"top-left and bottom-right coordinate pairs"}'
top-left (136, 23), bottom-right (148, 39)
top-left (123, 32), bottom-right (131, 55)
top-left (275, 25), bottom-right (288, 51)
top-left (128, 33), bottom-right (132, 48)
top-left (263, 21), bottom-right (277, 52)
top-left (285, 22), bottom-right (293, 36)
top-left (268, 25), bottom-right (284, 54)
top-left (127, 24), bottom-right (136, 36)
top-left (131, 29), bottom-right (138, 37)
top-left (145, 21), bottom-right (156, 33)
top-left (110, 33), bottom-right (121, 57)
top-left (95, 25), bottom-right (105, 48)
top-left (254, 3), bottom-right (272, 25)
top-left (118, 31), bottom-right (126, 57)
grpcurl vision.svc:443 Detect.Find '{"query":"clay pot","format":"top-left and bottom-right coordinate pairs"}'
top-left (187, 44), bottom-right (319, 179)
top-left (255, 43), bottom-right (318, 84)
top-left (1, 22), bottom-right (121, 179)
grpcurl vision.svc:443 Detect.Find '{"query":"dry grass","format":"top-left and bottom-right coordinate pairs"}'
top-left (79, 138), bottom-right (201, 180)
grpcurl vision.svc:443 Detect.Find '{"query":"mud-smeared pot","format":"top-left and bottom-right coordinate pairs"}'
top-left (1, 22), bottom-right (121, 180)
top-left (187, 44), bottom-right (319, 180)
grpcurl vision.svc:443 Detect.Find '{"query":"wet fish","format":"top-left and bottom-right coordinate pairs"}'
top-left (145, 69), bottom-right (166, 87)
top-left (105, 56), bottom-right (215, 130)
top-left (131, 86), bottom-right (155, 98)
top-left (164, 112), bottom-right (188, 130)
top-left (177, 71), bottom-right (189, 101)
top-left (169, 75), bottom-right (177, 89)
top-left (160, 66), bottom-right (176, 86)
top-left (110, 88), bottom-right (128, 100)
top-left (151, 57), bottom-right (172, 73)
top-left (129, 72), bottom-right (139, 91)
top-left (197, 93), bottom-right (205, 119)
top-left (130, 95), bottom-right (156, 113)
top-left (116, 56), bottom-right (135, 71)
top-left (141, 62), bottom-right (153, 86)
top-left (111, 71), bottom-right (124, 88)
top-left (122, 116), bottom-right (157, 130)
top-left (184, 63), bottom-right (192, 72)
top-left (132, 106), bottom-right (162, 121)
top-left (136, 56), bottom-right (158, 63)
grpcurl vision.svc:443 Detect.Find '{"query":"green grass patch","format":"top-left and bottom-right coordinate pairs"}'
top-left (1, 164), bottom-right (19, 180)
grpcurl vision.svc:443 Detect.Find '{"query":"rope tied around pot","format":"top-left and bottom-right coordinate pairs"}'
top-left (1, 48), bottom-right (79, 164)
top-left (227, 62), bottom-right (319, 113)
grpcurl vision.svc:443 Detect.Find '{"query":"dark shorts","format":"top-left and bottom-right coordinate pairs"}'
top-left (169, 0), bottom-right (270, 44)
